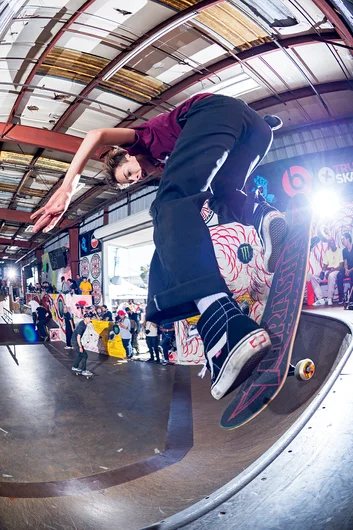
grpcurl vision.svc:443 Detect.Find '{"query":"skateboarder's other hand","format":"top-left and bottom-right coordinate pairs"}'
top-left (31, 185), bottom-right (73, 233)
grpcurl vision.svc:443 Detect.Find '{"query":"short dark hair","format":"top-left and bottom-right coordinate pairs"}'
top-left (102, 304), bottom-right (107, 309)
top-left (343, 232), bottom-right (352, 243)
top-left (61, 276), bottom-right (65, 281)
top-left (103, 148), bottom-right (130, 190)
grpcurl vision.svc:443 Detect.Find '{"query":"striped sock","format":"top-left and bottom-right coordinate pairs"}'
top-left (195, 293), bottom-right (228, 315)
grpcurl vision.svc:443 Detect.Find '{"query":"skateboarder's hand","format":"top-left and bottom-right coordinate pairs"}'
top-left (31, 185), bottom-right (73, 233)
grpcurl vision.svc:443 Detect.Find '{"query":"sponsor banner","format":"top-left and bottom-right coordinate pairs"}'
top-left (245, 146), bottom-right (353, 211)
top-left (79, 252), bottom-right (102, 306)
top-left (79, 229), bottom-right (101, 257)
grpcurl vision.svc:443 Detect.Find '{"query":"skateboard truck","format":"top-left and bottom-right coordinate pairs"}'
top-left (288, 359), bottom-right (315, 380)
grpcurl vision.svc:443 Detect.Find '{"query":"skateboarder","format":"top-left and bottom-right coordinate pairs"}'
top-left (71, 313), bottom-right (92, 376)
top-left (31, 94), bottom-right (286, 400)
top-left (36, 301), bottom-right (50, 342)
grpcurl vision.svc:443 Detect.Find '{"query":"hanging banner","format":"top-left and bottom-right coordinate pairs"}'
top-left (79, 229), bottom-right (102, 257)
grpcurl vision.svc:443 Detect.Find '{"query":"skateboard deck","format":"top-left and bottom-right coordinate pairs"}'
top-left (73, 371), bottom-right (94, 379)
top-left (220, 193), bottom-right (312, 429)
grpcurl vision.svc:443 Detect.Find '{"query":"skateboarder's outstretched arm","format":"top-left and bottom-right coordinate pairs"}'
top-left (30, 128), bottom-right (136, 234)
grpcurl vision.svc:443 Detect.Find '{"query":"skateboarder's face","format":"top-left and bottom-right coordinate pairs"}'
top-left (114, 154), bottom-right (160, 186)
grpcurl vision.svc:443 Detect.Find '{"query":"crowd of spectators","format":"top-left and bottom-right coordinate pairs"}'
top-left (27, 285), bottom-right (177, 365)
top-left (28, 275), bottom-right (93, 296)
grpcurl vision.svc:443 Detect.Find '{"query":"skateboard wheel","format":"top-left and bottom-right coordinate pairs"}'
top-left (295, 359), bottom-right (315, 381)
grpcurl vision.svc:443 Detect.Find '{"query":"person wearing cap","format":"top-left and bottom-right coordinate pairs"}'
top-left (117, 309), bottom-right (132, 358)
top-left (71, 314), bottom-right (93, 376)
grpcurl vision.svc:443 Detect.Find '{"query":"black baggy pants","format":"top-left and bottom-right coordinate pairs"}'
top-left (146, 336), bottom-right (160, 361)
top-left (65, 323), bottom-right (73, 347)
top-left (37, 319), bottom-right (49, 340)
top-left (73, 344), bottom-right (87, 371)
top-left (146, 95), bottom-right (273, 323)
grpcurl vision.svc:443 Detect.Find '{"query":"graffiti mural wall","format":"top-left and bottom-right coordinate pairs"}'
top-left (175, 199), bottom-right (353, 365)
top-left (175, 203), bottom-right (272, 365)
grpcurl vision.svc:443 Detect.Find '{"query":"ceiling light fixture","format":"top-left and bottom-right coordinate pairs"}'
top-left (102, 11), bottom-right (198, 81)
top-left (196, 72), bottom-right (260, 98)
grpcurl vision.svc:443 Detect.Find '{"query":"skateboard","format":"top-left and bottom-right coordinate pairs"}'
top-left (73, 371), bottom-right (94, 379)
top-left (220, 193), bottom-right (315, 430)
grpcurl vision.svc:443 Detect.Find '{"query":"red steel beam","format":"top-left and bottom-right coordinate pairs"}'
top-left (311, 0), bottom-right (353, 48)
top-left (68, 227), bottom-right (79, 278)
top-left (116, 31), bottom-right (339, 127)
top-left (0, 209), bottom-right (33, 223)
top-left (0, 123), bottom-right (103, 158)
top-left (7, 0), bottom-right (97, 124)
top-left (0, 207), bottom-right (71, 228)
top-left (52, 0), bottom-right (223, 132)
top-left (250, 80), bottom-right (353, 111)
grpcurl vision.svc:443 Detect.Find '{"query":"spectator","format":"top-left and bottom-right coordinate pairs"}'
top-left (86, 305), bottom-right (98, 319)
top-left (28, 298), bottom-right (40, 328)
top-left (28, 283), bottom-right (34, 293)
top-left (160, 321), bottom-right (175, 365)
top-left (61, 276), bottom-right (70, 294)
top-left (68, 278), bottom-right (77, 294)
top-left (79, 277), bottom-right (92, 295)
top-left (101, 304), bottom-right (113, 321)
top-left (76, 273), bottom-right (83, 294)
top-left (63, 306), bottom-right (75, 349)
top-left (116, 309), bottom-right (132, 358)
top-left (127, 307), bottom-right (139, 355)
top-left (311, 237), bottom-right (343, 306)
top-left (34, 282), bottom-right (42, 292)
top-left (36, 301), bottom-right (50, 341)
top-left (42, 281), bottom-right (53, 294)
top-left (0, 280), bottom-right (9, 300)
top-left (338, 232), bottom-right (353, 303)
top-left (145, 321), bottom-right (160, 363)
top-left (71, 313), bottom-right (92, 376)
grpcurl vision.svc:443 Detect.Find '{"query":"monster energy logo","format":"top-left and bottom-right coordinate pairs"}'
top-left (237, 243), bottom-right (253, 264)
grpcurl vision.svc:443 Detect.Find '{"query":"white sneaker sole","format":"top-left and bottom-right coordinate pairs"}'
top-left (262, 212), bottom-right (287, 273)
top-left (211, 328), bottom-right (271, 400)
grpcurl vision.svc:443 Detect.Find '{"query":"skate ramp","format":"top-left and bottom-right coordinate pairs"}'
top-left (0, 311), bottom-right (350, 530)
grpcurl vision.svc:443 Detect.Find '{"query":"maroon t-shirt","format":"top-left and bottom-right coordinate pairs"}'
top-left (124, 93), bottom-right (211, 165)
